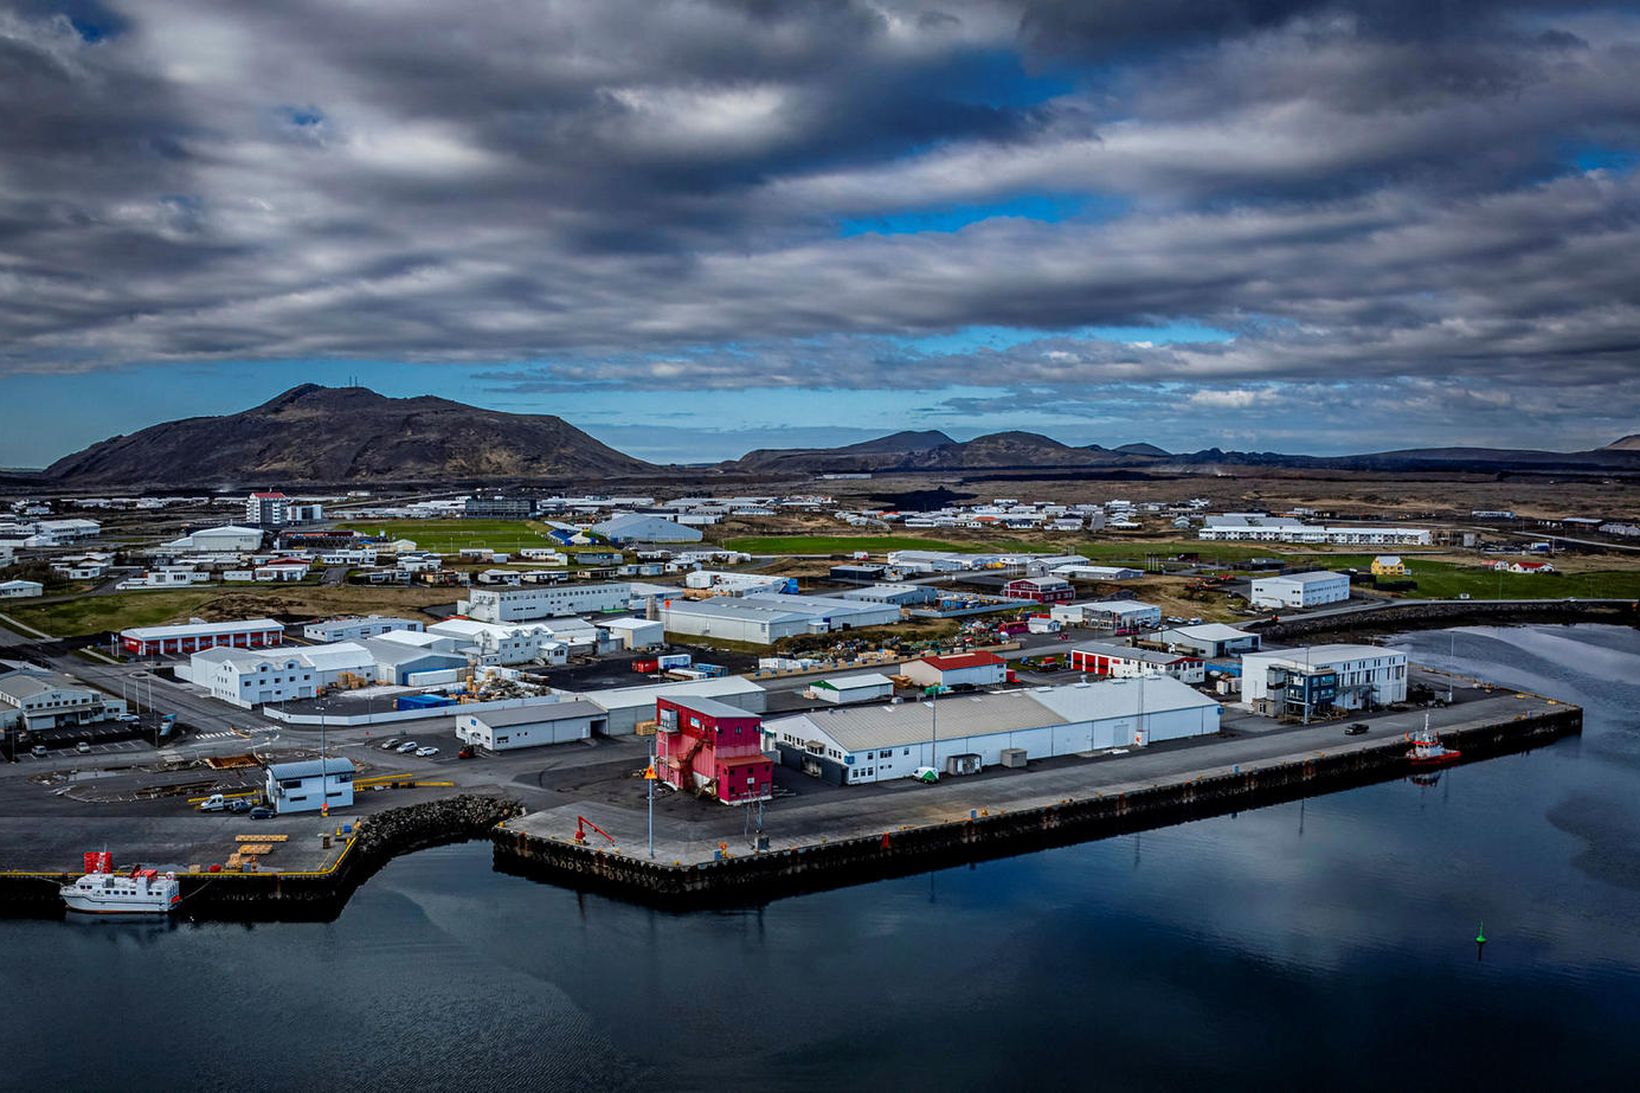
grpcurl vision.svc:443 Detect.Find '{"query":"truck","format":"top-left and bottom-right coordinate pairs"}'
top-left (198, 794), bottom-right (228, 812)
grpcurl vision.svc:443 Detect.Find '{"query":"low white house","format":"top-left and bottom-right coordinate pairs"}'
top-left (455, 700), bottom-right (608, 751)
top-left (265, 757), bottom-right (354, 815)
top-left (0, 580), bottom-right (44, 599)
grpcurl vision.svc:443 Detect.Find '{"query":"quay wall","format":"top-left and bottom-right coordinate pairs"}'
top-left (492, 706), bottom-right (1581, 908)
top-left (0, 794), bottom-right (523, 920)
top-left (1258, 599), bottom-right (1638, 641)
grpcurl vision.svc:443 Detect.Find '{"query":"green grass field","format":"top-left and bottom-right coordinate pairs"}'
top-left (5, 590), bottom-right (225, 638)
top-left (336, 519), bottom-right (556, 553)
top-left (723, 534), bottom-right (1079, 555)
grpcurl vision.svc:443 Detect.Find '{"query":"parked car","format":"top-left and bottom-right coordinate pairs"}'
top-left (912, 766), bottom-right (939, 784)
top-left (116, 713), bottom-right (141, 724)
top-left (30, 744), bottom-right (47, 758)
top-left (457, 746), bottom-right (476, 760)
top-left (249, 806), bottom-right (274, 820)
top-left (198, 794), bottom-right (228, 812)
top-left (414, 746), bottom-right (440, 758)
top-left (395, 741), bottom-right (420, 754)
top-left (227, 798), bottom-right (252, 813)
top-left (379, 738), bottom-right (402, 750)
top-left (75, 741), bottom-right (92, 754)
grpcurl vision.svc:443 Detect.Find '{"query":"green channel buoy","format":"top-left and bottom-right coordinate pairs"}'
top-left (1475, 922), bottom-right (1487, 944)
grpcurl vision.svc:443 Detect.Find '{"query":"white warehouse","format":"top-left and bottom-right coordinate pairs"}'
top-left (459, 583), bottom-right (630, 622)
top-left (302, 616), bottom-right (424, 642)
top-left (455, 700), bottom-right (608, 751)
top-left (766, 676), bottom-right (1221, 786)
top-left (1250, 571), bottom-right (1351, 609)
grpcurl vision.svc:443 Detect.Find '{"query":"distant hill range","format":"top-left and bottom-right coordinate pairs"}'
top-left (42, 384), bottom-right (654, 486)
top-left (724, 430), bottom-right (1640, 476)
top-left (35, 384), bottom-right (1638, 487)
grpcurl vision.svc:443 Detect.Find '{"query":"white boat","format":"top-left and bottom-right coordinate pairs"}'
top-left (61, 853), bottom-right (181, 916)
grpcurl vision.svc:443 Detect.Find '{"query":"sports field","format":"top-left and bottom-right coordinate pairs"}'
top-left (335, 519), bottom-right (556, 552)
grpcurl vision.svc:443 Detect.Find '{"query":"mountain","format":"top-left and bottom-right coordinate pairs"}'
top-left (722, 428), bottom-right (1640, 476)
top-left (44, 384), bottom-right (654, 486)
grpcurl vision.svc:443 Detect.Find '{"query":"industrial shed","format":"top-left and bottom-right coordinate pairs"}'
top-left (570, 676), bottom-right (769, 735)
top-left (840, 583), bottom-right (938, 606)
top-left (901, 651), bottom-right (1007, 689)
top-left (456, 700), bottom-right (607, 751)
top-left (590, 514), bottom-right (704, 544)
top-left (766, 676), bottom-right (1220, 785)
top-left (810, 672), bottom-right (896, 704)
top-left (1158, 623), bottom-right (1262, 658)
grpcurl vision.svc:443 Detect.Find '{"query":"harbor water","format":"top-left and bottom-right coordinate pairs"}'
top-left (4, 624), bottom-right (1639, 1091)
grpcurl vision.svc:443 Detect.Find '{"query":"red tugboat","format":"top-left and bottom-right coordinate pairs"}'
top-left (1406, 715), bottom-right (1461, 768)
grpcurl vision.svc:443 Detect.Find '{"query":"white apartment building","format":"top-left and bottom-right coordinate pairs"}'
top-left (459, 583), bottom-right (630, 622)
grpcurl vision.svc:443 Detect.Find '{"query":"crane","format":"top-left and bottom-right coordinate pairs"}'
top-left (573, 815), bottom-right (616, 845)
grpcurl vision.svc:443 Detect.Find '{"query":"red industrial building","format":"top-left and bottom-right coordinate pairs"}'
top-left (1003, 576), bottom-right (1075, 604)
top-left (1069, 642), bottom-right (1206, 683)
top-left (119, 618), bottom-right (285, 657)
top-left (654, 696), bottom-right (773, 804)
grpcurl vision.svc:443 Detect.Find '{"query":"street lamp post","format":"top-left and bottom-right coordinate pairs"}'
top-left (925, 685), bottom-right (940, 773)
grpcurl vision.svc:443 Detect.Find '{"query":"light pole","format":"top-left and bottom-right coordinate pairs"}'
top-left (925, 684), bottom-right (940, 773)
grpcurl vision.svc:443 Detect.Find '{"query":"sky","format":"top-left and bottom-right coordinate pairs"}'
top-left (2, 0), bottom-right (1639, 467)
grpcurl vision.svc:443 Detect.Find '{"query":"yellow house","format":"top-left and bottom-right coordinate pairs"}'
top-left (1371, 554), bottom-right (1408, 577)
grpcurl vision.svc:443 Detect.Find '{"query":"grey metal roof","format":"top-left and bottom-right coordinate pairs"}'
top-left (1258, 570), bottom-right (1347, 585)
top-left (1027, 676), bottom-right (1219, 723)
top-left (466, 700), bottom-right (606, 727)
top-left (662, 695), bottom-right (762, 720)
top-left (266, 757), bottom-right (356, 778)
top-left (1162, 623), bottom-right (1256, 643)
top-left (767, 690), bottom-right (1062, 752)
top-left (1069, 642), bottom-right (1197, 665)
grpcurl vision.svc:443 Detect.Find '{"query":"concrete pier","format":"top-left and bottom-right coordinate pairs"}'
top-left (493, 692), bottom-right (1581, 906)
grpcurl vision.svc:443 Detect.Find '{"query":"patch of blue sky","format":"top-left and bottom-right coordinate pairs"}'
top-left (894, 322), bottom-right (1234, 356)
top-left (838, 192), bottom-right (1122, 237)
top-left (1564, 142), bottom-right (1637, 174)
top-left (945, 49), bottom-right (1076, 109)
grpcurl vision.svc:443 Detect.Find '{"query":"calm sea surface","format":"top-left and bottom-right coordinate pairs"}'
top-left (5, 625), bottom-right (1639, 1091)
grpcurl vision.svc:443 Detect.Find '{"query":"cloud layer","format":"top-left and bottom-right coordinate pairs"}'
top-left (2, 0), bottom-right (1637, 445)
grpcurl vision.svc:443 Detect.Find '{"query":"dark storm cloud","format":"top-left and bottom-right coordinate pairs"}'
top-left (0, 0), bottom-right (1636, 440)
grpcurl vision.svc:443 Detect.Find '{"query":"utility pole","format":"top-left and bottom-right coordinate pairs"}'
top-left (926, 685), bottom-right (939, 772)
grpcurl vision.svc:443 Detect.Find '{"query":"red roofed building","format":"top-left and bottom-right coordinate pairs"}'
top-left (246, 491), bottom-right (290, 527)
top-left (902, 650), bottom-right (1007, 690)
top-left (1004, 576), bottom-right (1075, 603)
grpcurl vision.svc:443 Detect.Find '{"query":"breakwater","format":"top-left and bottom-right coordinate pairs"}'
top-left (1259, 599), bottom-right (1639, 642)
top-left (0, 794), bottom-right (523, 921)
top-left (492, 705), bottom-right (1581, 908)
